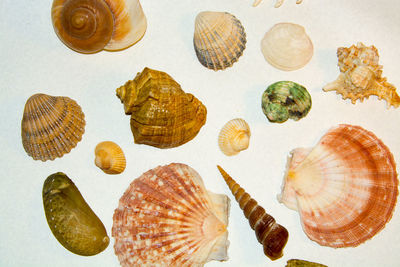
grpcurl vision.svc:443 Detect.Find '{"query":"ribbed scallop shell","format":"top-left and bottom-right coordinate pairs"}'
top-left (21, 93), bottom-right (85, 161)
top-left (116, 68), bottom-right (207, 148)
top-left (261, 23), bottom-right (313, 71)
top-left (193, 11), bottom-right (246, 71)
top-left (94, 141), bottom-right (126, 174)
top-left (252, 0), bottom-right (303, 8)
top-left (278, 124), bottom-right (398, 248)
top-left (112, 163), bottom-right (230, 266)
top-left (51, 0), bottom-right (147, 53)
top-left (218, 118), bottom-right (251, 156)
top-left (323, 42), bottom-right (400, 107)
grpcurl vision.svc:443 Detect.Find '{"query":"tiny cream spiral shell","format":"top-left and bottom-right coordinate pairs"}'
top-left (94, 141), bottom-right (126, 174)
top-left (218, 118), bottom-right (251, 156)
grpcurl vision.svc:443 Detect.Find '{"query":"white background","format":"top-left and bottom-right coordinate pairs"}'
top-left (1, 0), bottom-right (400, 266)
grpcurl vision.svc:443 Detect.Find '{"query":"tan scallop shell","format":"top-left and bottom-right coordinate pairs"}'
top-left (278, 124), bottom-right (398, 248)
top-left (94, 141), bottom-right (126, 174)
top-left (194, 11), bottom-right (246, 70)
top-left (261, 23), bottom-right (313, 71)
top-left (218, 118), bottom-right (250, 156)
top-left (21, 93), bottom-right (85, 161)
top-left (323, 42), bottom-right (400, 107)
top-left (51, 0), bottom-right (147, 53)
top-left (252, 0), bottom-right (303, 8)
top-left (112, 163), bottom-right (230, 266)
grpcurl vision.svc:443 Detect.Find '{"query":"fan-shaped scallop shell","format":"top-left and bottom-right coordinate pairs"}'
top-left (217, 166), bottom-right (288, 260)
top-left (323, 42), bottom-right (400, 107)
top-left (51, 0), bottom-right (147, 53)
top-left (278, 124), bottom-right (398, 248)
top-left (193, 11), bottom-right (246, 71)
top-left (21, 93), bottom-right (85, 161)
top-left (94, 141), bottom-right (126, 174)
top-left (261, 23), bottom-right (313, 71)
top-left (112, 163), bottom-right (230, 266)
top-left (116, 67), bottom-right (207, 148)
top-left (252, 0), bottom-right (303, 8)
top-left (218, 118), bottom-right (251, 156)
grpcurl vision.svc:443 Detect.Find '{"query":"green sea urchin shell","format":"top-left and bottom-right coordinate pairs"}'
top-left (261, 81), bottom-right (311, 123)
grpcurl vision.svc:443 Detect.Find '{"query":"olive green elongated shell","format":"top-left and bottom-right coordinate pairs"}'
top-left (261, 81), bottom-right (311, 123)
top-left (286, 259), bottom-right (328, 267)
top-left (42, 172), bottom-right (109, 256)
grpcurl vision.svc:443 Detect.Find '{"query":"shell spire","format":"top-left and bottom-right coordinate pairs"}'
top-left (217, 165), bottom-right (288, 260)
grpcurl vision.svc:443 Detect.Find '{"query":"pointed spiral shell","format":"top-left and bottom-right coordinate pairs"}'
top-left (94, 141), bottom-right (126, 174)
top-left (217, 165), bottom-right (288, 260)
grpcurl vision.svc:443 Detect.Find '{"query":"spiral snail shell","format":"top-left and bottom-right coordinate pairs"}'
top-left (51, 0), bottom-right (147, 53)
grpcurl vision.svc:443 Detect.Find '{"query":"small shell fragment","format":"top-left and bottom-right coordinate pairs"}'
top-left (218, 118), bottom-right (251, 156)
top-left (94, 141), bottom-right (126, 174)
top-left (252, 0), bottom-right (304, 8)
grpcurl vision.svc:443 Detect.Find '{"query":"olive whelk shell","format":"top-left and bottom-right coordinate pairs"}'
top-left (218, 118), bottom-right (251, 156)
top-left (194, 11), bottom-right (246, 70)
top-left (94, 141), bottom-right (126, 174)
top-left (252, 0), bottom-right (303, 7)
top-left (323, 42), bottom-right (400, 107)
top-left (21, 93), bottom-right (85, 161)
top-left (51, 0), bottom-right (147, 53)
top-left (116, 67), bottom-right (207, 148)
top-left (112, 163), bottom-right (230, 266)
top-left (261, 23), bottom-right (313, 71)
top-left (278, 124), bottom-right (398, 248)
top-left (217, 166), bottom-right (288, 260)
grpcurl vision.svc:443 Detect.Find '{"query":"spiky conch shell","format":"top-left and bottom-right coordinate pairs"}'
top-left (112, 163), bottom-right (230, 266)
top-left (252, 0), bottom-right (303, 8)
top-left (278, 124), bottom-right (398, 248)
top-left (21, 93), bottom-right (85, 161)
top-left (323, 42), bottom-right (400, 107)
top-left (193, 11), bottom-right (246, 71)
top-left (218, 118), bottom-right (251, 156)
top-left (116, 67), bottom-right (207, 148)
top-left (94, 141), bottom-right (126, 174)
top-left (217, 166), bottom-right (288, 260)
top-left (51, 0), bottom-right (147, 53)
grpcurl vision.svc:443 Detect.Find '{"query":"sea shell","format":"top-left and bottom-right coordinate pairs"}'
top-left (261, 81), bottom-right (312, 123)
top-left (323, 42), bottom-right (400, 107)
top-left (112, 163), bottom-right (230, 266)
top-left (51, 0), bottom-right (147, 53)
top-left (94, 141), bottom-right (126, 174)
top-left (218, 118), bottom-right (251, 156)
top-left (286, 259), bottom-right (327, 267)
top-left (252, 0), bottom-right (303, 7)
top-left (278, 124), bottom-right (398, 248)
top-left (21, 93), bottom-right (85, 161)
top-left (193, 11), bottom-right (246, 71)
top-left (116, 67), bottom-right (207, 148)
top-left (217, 166), bottom-right (288, 260)
top-left (261, 23), bottom-right (313, 71)
top-left (43, 172), bottom-right (109, 256)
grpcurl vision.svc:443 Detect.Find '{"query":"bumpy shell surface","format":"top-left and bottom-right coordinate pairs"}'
top-left (261, 23), bottom-right (313, 71)
top-left (217, 166), bottom-right (288, 260)
top-left (252, 0), bottom-right (303, 8)
top-left (94, 141), bottom-right (126, 174)
top-left (323, 42), bottom-right (400, 107)
top-left (51, 0), bottom-right (147, 53)
top-left (278, 124), bottom-right (398, 248)
top-left (194, 11), bottom-right (246, 70)
top-left (218, 118), bottom-right (251, 156)
top-left (261, 81), bottom-right (311, 123)
top-left (286, 259), bottom-right (327, 267)
top-left (21, 93), bottom-right (85, 161)
top-left (116, 68), bottom-right (207, 148)
top-left (112, 163), bottom-right (230, 266)
top-left (43, 172), bottom-right (109, 256)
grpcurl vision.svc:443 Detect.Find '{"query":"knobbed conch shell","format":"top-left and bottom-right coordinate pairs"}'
top-left (94, 141), bottom-right (126, 174)
top-left (112, 163), bottom-right (230, 266)
top-left (218, 118), bottom-right (251, 156)
top-left (323, 42), bottom-right (400, 107)
top-left (193, 11), bottom-right (246, 71)
top-left (51, 0), bottom-right (147, 53)
top-left (116, 67), bottom-right (207, 148)
top-left (21, 93), bottom-right (85, 161)
top-left (217, 166), bottom-right (288, 260)
top-left (278, 124), bottom-right (398, 248)
top-left (261, 81), bottom-right (312, 123)
top-left (252, 0), bottom-right (303, 7)
top-left (261, 23), bottom-right (313, 71)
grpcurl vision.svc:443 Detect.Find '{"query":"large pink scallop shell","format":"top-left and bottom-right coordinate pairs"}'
top-left (278, 124), bottom-right (398, 248)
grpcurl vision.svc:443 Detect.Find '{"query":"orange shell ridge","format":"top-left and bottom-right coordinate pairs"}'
top-left (278, 124), bottom-right (398, 248)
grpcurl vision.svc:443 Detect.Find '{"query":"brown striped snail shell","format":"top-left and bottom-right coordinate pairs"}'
top-left (217, 165), bottom-right (288, 260)
top-left (94, 141), bottom-right (126, 174)
top-left (51, 0), bottom-right (147, 53)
